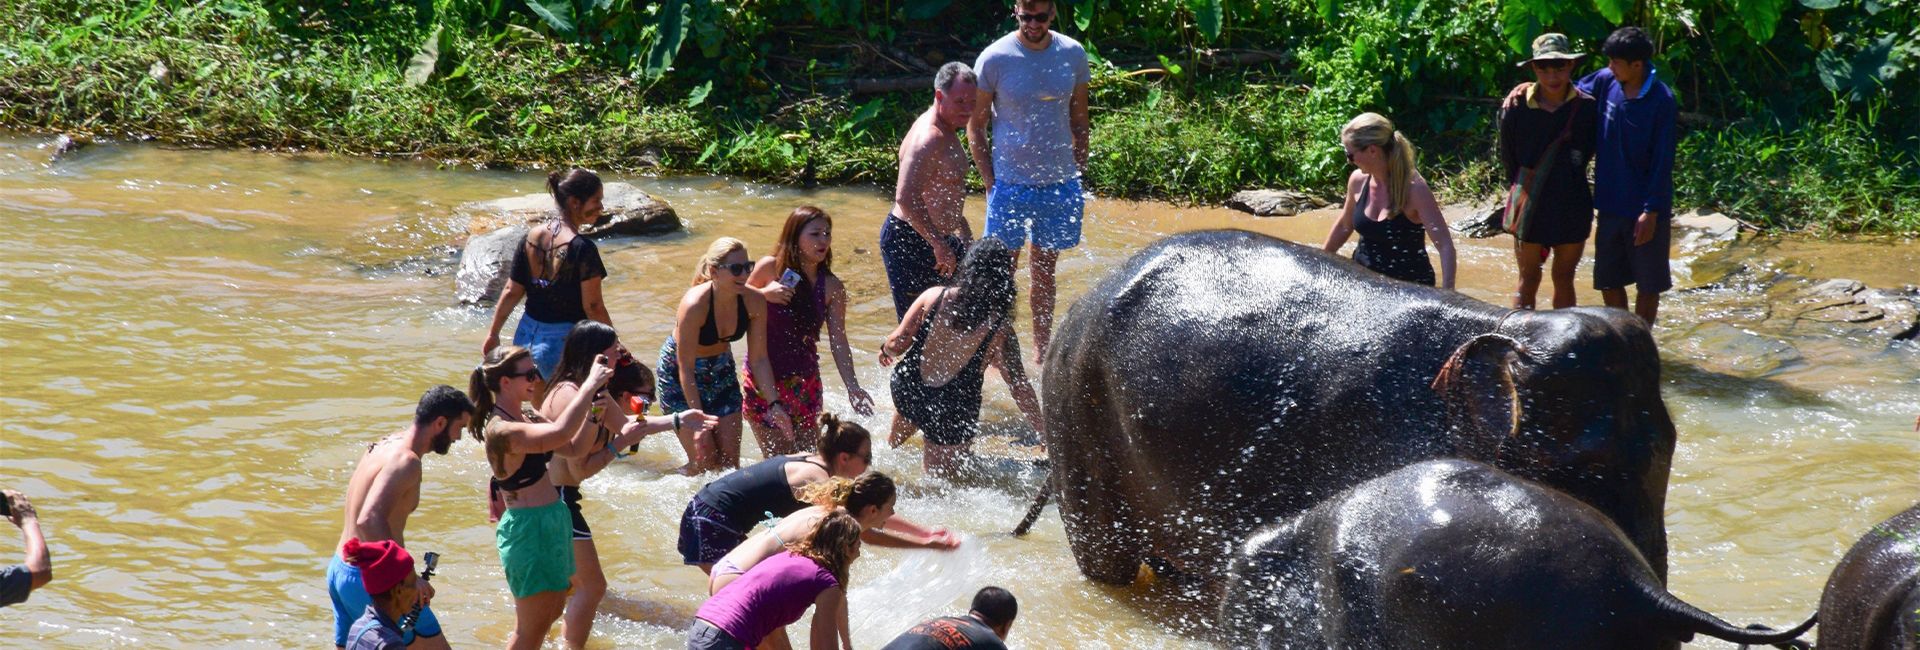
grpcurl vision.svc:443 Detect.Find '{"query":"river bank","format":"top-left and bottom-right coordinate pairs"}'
top-left (2, 133), bottom-right (1915, 647)
top-left (5, 0), bottom-right (1917, 235)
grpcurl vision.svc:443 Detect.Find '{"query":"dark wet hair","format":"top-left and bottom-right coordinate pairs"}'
top-left (971, 586), bottom-right (1018, 628)
top-left (548, 168), bottom-right (602, 223)
top-left (1602, 27), bottom-right (1654, 63)
top-left (609, 359), bottom-right (653, 400)
top-left (414, 385), bottom-right (474, 428)
top-left (817, 413), bottom-right (871, 471)
top-left (945, 238), bottom-right (1016, 331)
top-left (550, 320), bottom-right (618, 392)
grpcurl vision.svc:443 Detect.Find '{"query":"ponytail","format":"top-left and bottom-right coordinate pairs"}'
top-left (1385, 130), bottom-right (1418, 215)
top-left (547, 168), bottom-right (602, 225)
top-left (470, 346), bottom-right (533, 476)
top-left (816, 413), bottom-right (871, 469)
top-left (1340, 112), bottom-right (1420, 214)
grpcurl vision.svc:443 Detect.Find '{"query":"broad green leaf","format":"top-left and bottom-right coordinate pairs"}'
top-left (686, 80), bottom-right (712, 107)
top-left (1192, 0), bottom-right (1224, 42)
top-left (1797, 0), bottom-right (1841, 9)
top-left (1145, 85), bottom-right (1163, 110)
top-left (1593, 0), bottom-right (1633, 23)
top-left (1730, 0), bottom-right (1791, 42)
top-left (404, 25), bottom-right (443, 87)
top-left (526, 0), bottom-right (575, 34)
top-left (903, 0), bottom-right (953, 20)
top-left (644, 0), bottom-right (687, 78)
top-left (1075, 0), bottom-right (1097, 31)
top-left (1816, 35), bottom-right (1897, 100)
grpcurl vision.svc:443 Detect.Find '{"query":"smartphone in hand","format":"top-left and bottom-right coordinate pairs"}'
top-left (778, 269), bottom-right (803, 289)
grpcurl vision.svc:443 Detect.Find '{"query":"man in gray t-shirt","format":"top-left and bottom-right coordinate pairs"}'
top-left (968, 0), bottom-right (1091, 361)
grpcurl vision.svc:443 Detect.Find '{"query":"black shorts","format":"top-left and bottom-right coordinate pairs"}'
top-left (880, 214), bottom-right (966, 321)
top-left (676, 497), bottom-right (748, 566)
top-left (1592, 214), bottom-right (1672, 293)
top-left (558, 485), bottom-right (591, 541)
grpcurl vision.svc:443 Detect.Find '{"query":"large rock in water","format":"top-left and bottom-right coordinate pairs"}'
top-left (454, 182), bottom-right (680, 306)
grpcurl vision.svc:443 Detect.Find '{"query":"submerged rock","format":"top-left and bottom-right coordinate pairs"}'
top-left (454, 182), bottom-right (680, 306)
top-left (1225, 189), bottom-right (1328, 217)
top-left (1671, 322), bottom-right (1803, 377)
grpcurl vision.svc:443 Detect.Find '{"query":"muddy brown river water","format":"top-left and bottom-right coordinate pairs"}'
top-left (0, 135), bottom-right (1914, 648)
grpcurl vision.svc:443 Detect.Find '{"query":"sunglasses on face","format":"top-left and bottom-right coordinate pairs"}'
top-left (506, 366), bottom-right (542, 381)
top-left (1016, 11), bottom-right (1051, 24)
top-left (714, 261), bottom-right (753, 276)
top-left (1533, 60), bottom-right (1572, 71)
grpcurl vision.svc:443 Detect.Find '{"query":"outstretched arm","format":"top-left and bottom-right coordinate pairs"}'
top-left (823, 278), bottom-right (873, 416)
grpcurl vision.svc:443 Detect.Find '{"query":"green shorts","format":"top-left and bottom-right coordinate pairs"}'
top-left (496, 499), bottom-right (574, 598)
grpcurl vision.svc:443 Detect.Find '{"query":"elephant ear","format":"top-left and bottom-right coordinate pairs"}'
top-left (1430, 334), bottom-right (1530, 461)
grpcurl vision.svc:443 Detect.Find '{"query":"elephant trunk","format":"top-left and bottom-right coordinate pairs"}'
top-left (1643, 582), bottom-right (1817, 646)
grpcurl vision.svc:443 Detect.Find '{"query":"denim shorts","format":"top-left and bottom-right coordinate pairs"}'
top-left (677, 497), bottom-right (750, 566)
top-left (986, 177), bottom-right (1085, 251)
top-left (512, 315), bottom-right (575, 380)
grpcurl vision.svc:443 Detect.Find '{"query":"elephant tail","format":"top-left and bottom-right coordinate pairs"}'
top-left (1012, 472), bottom-right (1052, 536)
top-left (1645, 584), bottom-right (1817, 647)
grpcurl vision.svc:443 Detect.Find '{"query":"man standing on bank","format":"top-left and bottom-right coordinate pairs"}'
top-left (1581, 26), bottom-right (1678, 325)
top-left (884, 62), bottom-right (978, 321)
top-left (969, 0), bottom-right (1091, 362)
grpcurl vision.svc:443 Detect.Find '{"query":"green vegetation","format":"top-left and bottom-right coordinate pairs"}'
top-left (2, 0), bottom-right (1915, 233)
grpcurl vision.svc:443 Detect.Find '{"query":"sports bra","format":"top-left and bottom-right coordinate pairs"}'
top-left (490, 406), bottom-right (552, 493)
top-left (699, 291), bottom-right (749, 346)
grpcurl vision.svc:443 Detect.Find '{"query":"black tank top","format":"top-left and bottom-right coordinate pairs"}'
top-left (695, 454), bottom-right (830, 526)
top-left (699, 291), bottom-right (749, 346)
top-left (1351, 177), bottom-right (1437, 286)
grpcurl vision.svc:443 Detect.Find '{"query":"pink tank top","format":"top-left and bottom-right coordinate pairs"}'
top-left (695, 551), bottom-right (840, 645)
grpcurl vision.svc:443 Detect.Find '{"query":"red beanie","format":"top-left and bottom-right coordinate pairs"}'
top-left (342, 538), bottom-right (414, 596)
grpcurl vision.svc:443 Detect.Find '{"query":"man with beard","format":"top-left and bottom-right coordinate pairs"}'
top-left (968, 0), bottom-right (1091, 362)
top-left (327, 385), bottom-right (472, 649)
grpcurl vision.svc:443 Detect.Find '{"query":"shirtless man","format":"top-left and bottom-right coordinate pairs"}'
top-left (882, 61), bottom-right (979, 321)
top-left (327, 385), bottom-right (473, 650)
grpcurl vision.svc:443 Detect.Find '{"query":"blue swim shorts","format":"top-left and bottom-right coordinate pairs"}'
top-left (328, 552), bottom-right (441, 646)
top-left (985, 177), bottom-right (1085, 251)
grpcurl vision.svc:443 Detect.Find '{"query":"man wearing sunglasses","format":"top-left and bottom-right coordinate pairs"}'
top-left (1497, 33), bottom-right (1599, 313)
top-left (968, 0), bottom-right (1092, 363)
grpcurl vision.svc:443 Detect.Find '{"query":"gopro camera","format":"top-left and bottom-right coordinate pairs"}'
top-left (422, 551), bottom-right (440, 578)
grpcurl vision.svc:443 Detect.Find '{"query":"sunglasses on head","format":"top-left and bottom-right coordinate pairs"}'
top-left (1016, 11), bottom-right (1051, 23)
top-left (715, 261), bottom-right (753, 276)
top-left (1533, 59), bottom-right (1572, 71)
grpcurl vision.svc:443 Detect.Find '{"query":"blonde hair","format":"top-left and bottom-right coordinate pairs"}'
top-left (789, 510), bottom-right (863, 587)
top-left (691, 237), bottom-right (748, 286)
top-left (1341, 112), bottom-right (1419, 215)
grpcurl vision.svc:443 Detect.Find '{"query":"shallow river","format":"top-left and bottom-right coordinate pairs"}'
top-left (1, 135), bottom-right (1914, 648)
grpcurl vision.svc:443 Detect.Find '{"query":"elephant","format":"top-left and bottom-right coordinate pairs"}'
top-left (1813, 502), bottom-right (1919, 649)
top-left (1219, 459), bottom-right (1816, 650)
top-left (1039, 229), bottom-right (1677, 599)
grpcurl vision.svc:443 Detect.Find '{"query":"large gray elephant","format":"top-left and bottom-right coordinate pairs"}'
top-left (1813, 502), bottom-right (1919, 649)
top-left (1219, 459), bottom-right (1815, 649)
top-left (1040, 229), bottom-right (1677, 597)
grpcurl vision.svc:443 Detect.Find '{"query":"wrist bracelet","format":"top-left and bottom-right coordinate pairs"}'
top-left (672, 413), bottom-right (681, 432)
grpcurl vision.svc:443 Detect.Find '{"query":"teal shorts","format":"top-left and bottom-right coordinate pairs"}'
top-left (497, 499), bottom-right (574, 598)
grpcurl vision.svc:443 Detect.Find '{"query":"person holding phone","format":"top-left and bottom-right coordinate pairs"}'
top-left (340, 538), bottom-right (426, 650)
top-left (0, 490), bottom-right (51, 608)
top-left (745, 207), bottom-right (876, 455)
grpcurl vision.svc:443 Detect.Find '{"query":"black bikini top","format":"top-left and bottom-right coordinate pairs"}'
top-left (490, 406), bottom-right (551, 492)
top-left (699, 291), bottom-right (749, 346)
